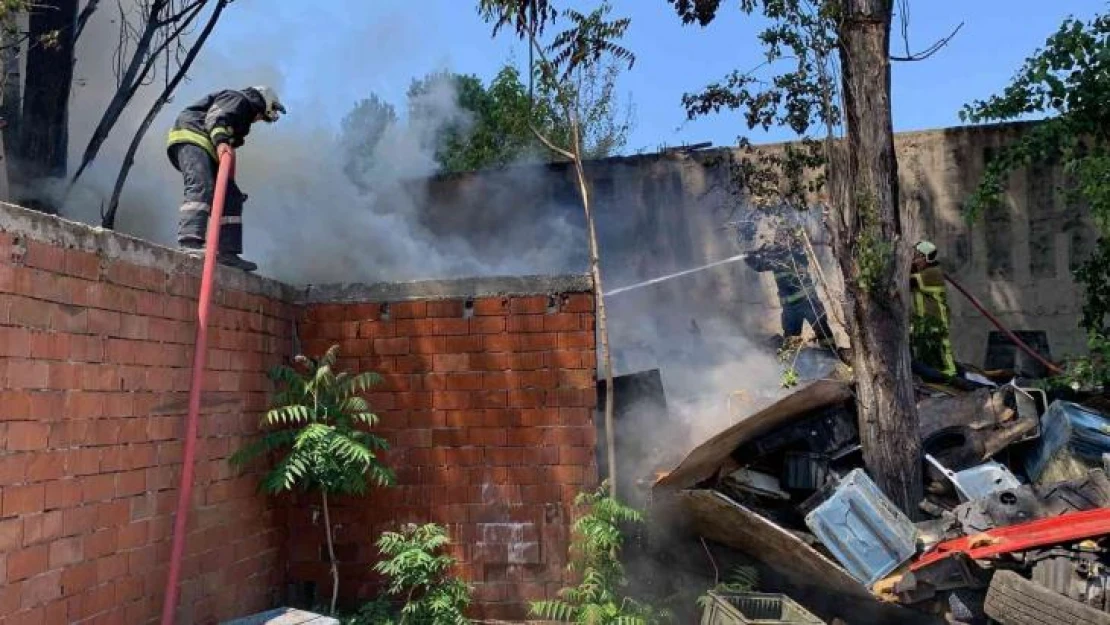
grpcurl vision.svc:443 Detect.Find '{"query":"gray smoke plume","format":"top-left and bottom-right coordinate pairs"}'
top-left (54, 3), bottom-right (837, 504)
top-left (57, 1), bottom-right (584, 285)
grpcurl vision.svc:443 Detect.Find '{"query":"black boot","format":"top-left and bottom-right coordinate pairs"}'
top-left (179, 241), bottom-right (204, 258)
top-left (216, 253), bottom-right (257, 272)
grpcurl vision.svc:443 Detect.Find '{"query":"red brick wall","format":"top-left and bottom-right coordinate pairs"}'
top-left (293, 291), bottom-right (598, 620)
top-left (0, 216), bottom-right (293, 624)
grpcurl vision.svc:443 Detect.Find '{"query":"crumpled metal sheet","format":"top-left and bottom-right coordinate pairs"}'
top-left (952, 486), bottom-right (1044, 534)
top-left (1036, 468), bottom-right (1110, 516)
top-left (803, 469), bottom-right (918, 587)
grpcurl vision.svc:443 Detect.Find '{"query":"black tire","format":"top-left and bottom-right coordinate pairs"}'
top-left (984, 570), bottom-right (1110, 625)
top-left (946, 588), bottom-right (987, 624)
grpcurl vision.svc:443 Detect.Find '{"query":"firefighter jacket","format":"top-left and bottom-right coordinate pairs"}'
top-left (744, 244), bottom-right (817, 306)
top-left (166, 88), bottom-right (266, 163)
top-left (910, 263), bottom-right (957, 376)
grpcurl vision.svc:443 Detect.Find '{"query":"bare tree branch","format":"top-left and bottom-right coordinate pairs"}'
top-left (102, 0), bottom-right (228, 229)
top-left (890, 21), bottom-right (963, 62)
top-left (75, 0), bottom-right (101, 41)
top-left (69, 0), bottom-right (216, 189)
top-left (529, 125), bottom-right (575, 160)
top-left (129, 1), bottom-right (204, 91)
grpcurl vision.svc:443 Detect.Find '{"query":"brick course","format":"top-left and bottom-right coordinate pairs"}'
top-left (0, 205), bottom-right (597, 623)
top-left (0, 224), bottom-right (291, 625)
top-left (292, 292), bottom-right (597, 621)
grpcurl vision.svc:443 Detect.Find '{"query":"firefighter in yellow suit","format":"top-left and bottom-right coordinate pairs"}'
top-left (910, 240), bottom-right (957, 378)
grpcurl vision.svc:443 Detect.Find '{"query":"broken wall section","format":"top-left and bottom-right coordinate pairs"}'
top-left (422, 122), bottom-right (1094, 369)
top-left (292, 276), bottom-right (598, 621)
top-left (0, 203), bottom-right (296, 624)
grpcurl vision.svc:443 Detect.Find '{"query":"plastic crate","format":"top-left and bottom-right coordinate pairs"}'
top-left (220, 608), bottom-right (339, 625)
top-left (701, 591), bottom-right (825, 625)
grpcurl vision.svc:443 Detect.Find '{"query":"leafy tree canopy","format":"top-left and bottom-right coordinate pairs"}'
top-left (961, 10), bottom-right (1110, 334)
top-left (339, 59), bottom-right (632, 178)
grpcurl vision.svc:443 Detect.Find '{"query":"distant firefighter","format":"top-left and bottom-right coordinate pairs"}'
top-left (910, 240), bottom-right (957, 378)
top-left (740, 215), bottom-right (835, 348)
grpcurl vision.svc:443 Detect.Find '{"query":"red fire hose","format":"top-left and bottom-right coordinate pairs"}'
top-left (160, 146), bottom-right (234, 625)
top-left (944, 274), bottom-right (1064, 376)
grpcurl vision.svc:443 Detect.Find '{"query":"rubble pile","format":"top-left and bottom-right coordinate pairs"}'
top-left (651, 375), bottom-right (1110, 625)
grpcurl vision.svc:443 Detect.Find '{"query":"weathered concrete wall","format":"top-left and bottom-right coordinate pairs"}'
top-left (419, 121), bottom-right (1093, 374)
top-left (899, 124), bottom-right (1095, 364)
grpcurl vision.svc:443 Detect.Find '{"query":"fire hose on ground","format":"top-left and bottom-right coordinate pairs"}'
top-left (161, 145), bottom-right (235, 625)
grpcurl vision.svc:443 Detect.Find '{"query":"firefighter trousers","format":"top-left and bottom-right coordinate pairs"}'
top-left (781, 297), bottom-right (835, 345)
top-left (169, 143), bottom-right (246, 255)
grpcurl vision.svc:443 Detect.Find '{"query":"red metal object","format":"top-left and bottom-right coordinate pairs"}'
top-left (160, 146), bottom-right (235, 625)
top-left (911, 507), bottom-right (1110, 571)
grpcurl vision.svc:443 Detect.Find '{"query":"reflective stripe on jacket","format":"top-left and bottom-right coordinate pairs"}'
top-left (910, 264), bottom-right (957, 376)
top-left (166, 89), bottom-right (265, 164)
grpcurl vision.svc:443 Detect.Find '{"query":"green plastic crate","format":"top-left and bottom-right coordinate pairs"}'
top-left (700, 591), bottom-right (825, 625)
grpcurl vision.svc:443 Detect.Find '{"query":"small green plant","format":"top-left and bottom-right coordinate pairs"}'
top-left (365, 523), bottom-right (472, 625)
top-left (695, 566), bottom-right (760, 611)
top-left (230, 344), bottom-right (394, 615)
top-left (777, 336), bottom-right (805, 389)
top-left (531, 482), bottom-right (668, 625)
top-left (853, 191), bottom-right (893, 293)
top-left (1047, 332), bottom-right (1110, 392)
top-left (909, 313), bottom-right (951, 373)
top-left (341, 598), bottom-right (395, 625)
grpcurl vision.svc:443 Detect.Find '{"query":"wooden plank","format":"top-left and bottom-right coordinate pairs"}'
top-left (654, 379), bottom-right (853, 493)
top-left (678, 489), bottom-right (867, 599)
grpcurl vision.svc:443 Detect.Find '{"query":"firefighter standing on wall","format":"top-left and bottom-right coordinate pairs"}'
top-left (910, 240), bottom-right (958, 379)
top-left (166, 86), bottom-right (286, 273)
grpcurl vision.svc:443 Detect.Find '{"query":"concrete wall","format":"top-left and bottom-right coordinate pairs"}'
top-left (293, 278), bottom-right (598, 621)
top-left (0, 204), bottom-right (294, 624)
top-left (419, 121), bottom-right (1095, 376)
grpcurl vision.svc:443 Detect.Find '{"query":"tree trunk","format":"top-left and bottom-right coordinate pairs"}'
top-left (832, 0), bottom-right (922, 516)
top-left (19, 0), bottom-right (78, 195)
top-left (0, 14), bottom-right (24, 202)
top-left (570, 122), bottom-right (616, 499)
top-left (321, 490), bottom-right (339, 615)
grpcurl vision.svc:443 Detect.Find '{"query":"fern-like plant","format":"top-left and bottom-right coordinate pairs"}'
top-left (695, 566), bottom-right (759, 612)
top-left (230, 344), bottom-right (395, 615)
top-left (531, 482), bottom-right (668, 625)
top-left (371, 523), bottom-right (472, 625)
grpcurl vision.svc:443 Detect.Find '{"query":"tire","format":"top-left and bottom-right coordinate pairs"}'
top-left (984, 570), bottom-right (1110, 625)
top-left (946, 588), bottom-right (987, 624)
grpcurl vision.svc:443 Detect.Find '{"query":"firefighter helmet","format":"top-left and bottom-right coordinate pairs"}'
top-left (251, 86), bottom-right (286, 122)
top-left (915, 240), bottom-right (938, 263)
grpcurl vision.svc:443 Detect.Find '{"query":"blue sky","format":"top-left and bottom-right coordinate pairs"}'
top-left (205, 0), bottom-right (1106, 155)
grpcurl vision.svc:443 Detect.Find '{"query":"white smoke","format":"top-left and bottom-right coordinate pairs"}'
top-left (50, 2), bottom-right (834, 494)
top-left (56, 0), bottom-right (583, 284)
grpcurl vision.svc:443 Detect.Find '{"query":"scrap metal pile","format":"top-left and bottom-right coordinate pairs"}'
top-left (651, 375), bottom-right (1110, 625)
